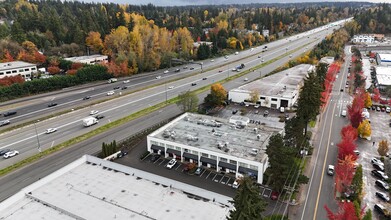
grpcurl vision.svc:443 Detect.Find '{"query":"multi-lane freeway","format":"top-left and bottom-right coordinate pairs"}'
top-left (0, 18), bottom-right (350, 207)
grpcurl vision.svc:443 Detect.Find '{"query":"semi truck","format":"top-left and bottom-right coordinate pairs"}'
top-left (83, 116), bottom-right (98, 127)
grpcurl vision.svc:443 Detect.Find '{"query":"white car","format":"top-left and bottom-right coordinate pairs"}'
top-left (90, 110), bottom-right (99, 115)
top-left (211, 59), bottom-right (214, 62)
top-left (3, 150), bottom-right (19, 159)
top-left (45, 128), bottom-right (57, 134)
top-left (232, 179), bottom-right (240, 189)
top-left (107, 91), bottom-right (115, 96)
top-left (166, 159), bottom-right (177, 169)
top-left (164, 70), bottom-right (169, 74)
top-left (123, 80), bottom-right (130, 84)
top-left (156, 76), bottom-right (161, 79)
top-left (244, 78), bottom-right (248, 81)
top-left (372, 158), bottom-right (384, 166)
top-left (327, 165), bottom-right (335, 176)
top-left (254, 105), bottom-right (260, 109)
top-left (168, 86), bottom-right (174, 89)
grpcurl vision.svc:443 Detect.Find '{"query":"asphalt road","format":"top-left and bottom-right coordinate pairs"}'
top-left (297, 46), bottom-right (354, 219)
top-left (0, 20), bottom-right (348, 203)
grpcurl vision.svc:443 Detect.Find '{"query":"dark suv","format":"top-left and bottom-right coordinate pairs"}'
top-left (48, 102), bottom-right (58, 107)
top-left (3, 111), bottom-right (17, 117)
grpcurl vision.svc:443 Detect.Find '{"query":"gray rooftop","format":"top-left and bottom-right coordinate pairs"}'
top-left (0, 61), bottom-right (36, 71)
top-left (376, 66), bottom-right (391, 86)
top-left (0, 155), bottom-right (231, 220)
top-left (149, 113), bottom-right (282, 162)
top-left (230, 64), bottom-right (314, 99)
top-left (64, 54), bottom-right (108, 62)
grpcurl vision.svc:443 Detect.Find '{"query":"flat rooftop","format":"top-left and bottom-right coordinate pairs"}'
top-left (149, 113), bottom-right (282, 162)
top-left (376, 66), bottom-right (391, 86)
top-left (64, 54), bottom-right (108, 62)
top-left (0, 155), bottom-right (231, 220)
top-left (230, 64), bottom-right (314, 99)
top-left (378, 53), bottom-right (391, 62)
top-left (0, 61), bottom-right (36, 71)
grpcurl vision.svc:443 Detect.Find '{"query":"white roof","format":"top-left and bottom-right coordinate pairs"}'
top-left (376, 66), bottom-right (391, 86)
top-left (378, 54), bottom-right (391, 62)
top-left (64, 54), bottom-right (108, 63)
top-left (0, 61), bottom-right (36, 71)
top-left (0, 155), bottom-right (232, 220)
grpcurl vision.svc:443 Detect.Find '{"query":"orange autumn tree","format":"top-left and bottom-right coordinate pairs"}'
top-left (204, 83), bottom-right (227, 108)
top-left (86, 31), bottom-right (104, 53)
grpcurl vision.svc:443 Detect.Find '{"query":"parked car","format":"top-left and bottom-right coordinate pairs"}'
top-left (3, 150), bottom-right (19, 159)
top-left (194, 167), bottom-right (205, 175)
top-left (94, 115), bottom-right (105, 120)
top-left (387, 107), bottom-right (391, 113)
top-left (232, 179), bottom-right (240, 189)
top-left (3, 111), bottom-right (17, 117)
top-left (232, 109), bottom-right (238, 114)
top-left (45, 128), bottom-right (57, 134)
top-left (0, 149), bottom-right (11, 156)
top-left (48, 102), bottom-right (58, 107)
top-left (254, 105), bottom-right (260, 109)
top-left (375, 180), bottom-right (390, 191)
top-left (83, 96), bottom-right (91, 100)
top-left (0, 120), bottom-right (10, 127)
top-left (166, 159), bottom-right (177, 169)
top-left (373, 163), bottom-right (385, 172)
top-left (263, 110), bottom-right (269, 117)
top-left (150, 154), bottom-right (161, 162)
top-left (376, 106), bottom-right (381, 111)
top-left (374, 204), bottom-right (388, 217)
top-left (372, 170), bottom-right (389, 181)
top-left (327, 165), bottom-right (335, 176)
top-left (90, 110), bottom-right (99, 115)
top-left (371, 158), bottom-right (384, 166)
top-left (353, 150), bottom-right (360, 155)
top-left (375, 191), bottom-right (390, 202)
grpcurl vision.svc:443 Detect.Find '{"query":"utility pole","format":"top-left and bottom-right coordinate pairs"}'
top-left (34, 120), bottom-right (41, 152)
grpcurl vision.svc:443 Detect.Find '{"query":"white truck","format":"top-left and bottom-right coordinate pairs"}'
top-left (107, 78), bottom-right (117, 83)
top-left (83, 117), bottom-right (98, 127)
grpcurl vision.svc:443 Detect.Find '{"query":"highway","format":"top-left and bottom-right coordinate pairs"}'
top-left (297, 46), bottom-right (353, 219)
top-left (0, 19), bottom-right (349, 202)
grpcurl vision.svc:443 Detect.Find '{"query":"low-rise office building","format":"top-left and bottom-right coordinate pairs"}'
top-left (352, 34), bottom-right (375, 44)
top-left (228, 64), bottom-right (314, 109)
top-left (64, 54), bottom-right (108, 64)
top-left (0, 155), bottom-right (232, 220)
top-left (376, 53), bottom-right (391, 67)
top-left (375, 66), bottom-right (391, 90)
top-left (147, 113), bottom-right (282, 184)
top-left (0, 61), bottom-right (37, 79)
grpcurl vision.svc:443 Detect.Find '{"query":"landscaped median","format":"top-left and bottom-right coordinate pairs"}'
top-left (0, 43), bottom-right (311, 177)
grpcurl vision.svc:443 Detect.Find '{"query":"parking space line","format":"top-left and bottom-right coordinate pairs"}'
top-left (175, 164), bottom-right (182, 171)
top-left (158, 159), bottom-right (166, 166)
top-left (205, 171), bottom-right (213, 179)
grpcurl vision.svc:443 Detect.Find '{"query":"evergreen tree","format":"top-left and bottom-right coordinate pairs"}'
top-left (227, 177), bottom-right (267, 220)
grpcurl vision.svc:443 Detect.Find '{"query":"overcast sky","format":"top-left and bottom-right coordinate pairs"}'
top-left (82, 0), bottom-right (388, 6)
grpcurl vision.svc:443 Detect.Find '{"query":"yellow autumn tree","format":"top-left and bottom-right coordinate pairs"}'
top-left (86, 31), bottom-right (104, 53)
top-left (250, 90), bottom-right (259, 103)
top-left (377, 140), bottom-right (389, 157)
top-left (21, 41), bottom-right (38, 54)
top-left (357, 120), bottom-right (371, 139)
top-left (364, 92), bottom-right (372, 108)
top-left (103, 26), bottom-right (130, 57)
top-left (204, 83), bottom-right (227, 107)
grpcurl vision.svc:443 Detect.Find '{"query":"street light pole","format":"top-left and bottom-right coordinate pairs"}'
top-left (34, 120), bottom-right (41, 152)
top-left (165, 83), bottom-right (168, 103)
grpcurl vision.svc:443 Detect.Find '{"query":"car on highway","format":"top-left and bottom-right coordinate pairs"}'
top-left (45, 128), bottom-right (57, 134)
top-left (189, 67), bottom-right (194, 70)
top-left (168, 86), bottom-right (174, 89)
top-left (372, 170), bottom-right (389, 181)
top-left (327, 165), bottom-right (335, 176)
top-left (123, 80), bottom-right (130, 84)
top-left (156, 76), bottom-right (161, 79)
top-left (244, 78), bottom-right (248, 81)
top-left (0, 149), bottom-right (11, 156)
top-left (375, 192), bottom-right (390, 202)
top-left (164, 70), bottom-right (169, 74)
top-left (83, 96), bottom-right (91, 100)
top-left (375, 180), bottom-right (389, 191)
top-left (210, 59), bottom-right (214, 62)
top-left (3, 150), bottom-right (19, 159)
top-left (107, 91), bottom-right (115, 96)
top-left (202, 77), bottom-right (207, 80)
top-left (194, 166), bottom-right (204, 175)
top-left (113, 86), bottom-right (120, 90)
top-left (0, 120), bottom-right (10, 127)
top-left (121, 86), bottom-right (128, 90)
top-left (3, 111), bottom-right (17, 117)
top-left (94, 115), bottom-right (105, 120)
top-left (175, 69), bottom-right (180, 72)
top-left (224, 55), bottom-right (229, 59)
top-left (90, 110), bottom-right (99, 115)
top-left (218, 70), bottom-right (223, 72)
top-left (191, 83), bottom-right (197, 86)
top-left (166, 159), bottom-right (177, 169)
top-left (48, 102), bottom-right (58, 107)
top-left (183, 66), bottom-right (188, 69)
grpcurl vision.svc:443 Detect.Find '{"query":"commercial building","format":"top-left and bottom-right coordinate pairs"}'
top-left (0, 61), bottom-right (37, 79)
top-left (147, 113), bottom-right (282, 184)
top-left (352, 34), bottom-right (375, 44)
top-left (64, 54), bottom-right (108, 64)
top-left (0, 155), bottom-right (232, 220)
top-left (376, 53), bottom-right (391, 67)
top-left (228, 64), bottom-right (314, 110)
top-left (375, 66), bottom-right (391, 90)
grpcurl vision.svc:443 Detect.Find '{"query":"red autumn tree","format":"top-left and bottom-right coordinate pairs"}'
top-left (335, 155), bottom-right (356, 193)
top-left (337, 139), bottom-right (357, 161)
top-left (325, 202), bottom-right (359, 220)
top-left (33, 51), bottom-right (46, 64)
top-left (0, 75), bottom-right (25, 86)
top-left (47, 66), bottom-right (61, 75)
top-left (340, 125), bottom-right (358, 143)
top-left (71, 62), bottom-right (84, 70)
top-left (347, 92), bottom-right (365, 128)
top-left (1, 49), bottom-right (14, 62)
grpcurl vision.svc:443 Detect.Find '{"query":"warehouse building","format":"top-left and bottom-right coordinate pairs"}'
top-left (0, 155), bottom-right (232, 220)
top-left (375, 66), bottom-right (391, 90)
top-left (376, 53), bottom-right (391, 67)
top-left (64, 54), bottom-right (108, 64)
top-left (0, 61), bottom-right (37, 79)
top-left (228, 64), bottom-right (314, 110)
top-left (147, 113), bottom-right (282, 184)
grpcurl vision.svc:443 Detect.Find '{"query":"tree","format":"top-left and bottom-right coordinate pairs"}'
top-left (177, 91), bottom-right (199, 112)
top-left (372, 88), bottom-right (381, 103)
top-left (362, 210), bottom-right (372, 220)
top-left (227, 177), bottom-right (267, 220)
top-left (86, 31), bottom-right (104, 53)
top-left (249, 89), bottom-right (259, 103)
top-left (337, 139), bottom-right (357, 161)
top-left (363, 92), bottom-right (372, 108)
top-left (340, 125), bottom-right (358, 143)
top-left (357, 120), bottom-right (371, 139)
top-left (350, 165), bottom-right (363, 203)
top-left (204, 83), bottom-right (227, 108)
top-left (325, 202), bottom-right (359, 220)
top-left (377, 139), bottom-right (389, 157)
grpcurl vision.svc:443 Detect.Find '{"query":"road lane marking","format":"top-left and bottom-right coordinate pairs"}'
top-left (313, 102), bottom-right (338, 219)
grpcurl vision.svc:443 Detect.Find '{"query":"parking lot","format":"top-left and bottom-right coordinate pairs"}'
top-left (357, 106), bottom-right (391, 217)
